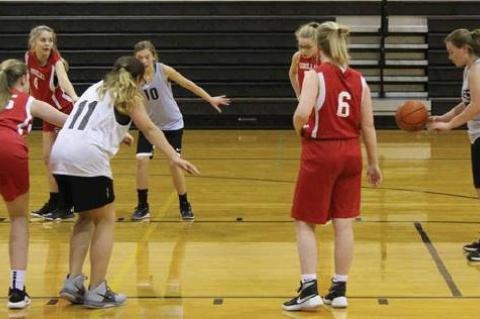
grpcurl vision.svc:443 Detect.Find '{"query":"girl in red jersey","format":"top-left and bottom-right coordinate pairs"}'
top-left (283, 22), bottom-right (382, 312)
top-left (289, 22), bottom-right (321, 99)
top-left (25, 25), bottom-right (79, 220)
top-left (0, 59), bottom-right (67, 309)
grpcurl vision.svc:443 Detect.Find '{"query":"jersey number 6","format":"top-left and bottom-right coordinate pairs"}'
top-left (337, 91), bottom-right (351, 118)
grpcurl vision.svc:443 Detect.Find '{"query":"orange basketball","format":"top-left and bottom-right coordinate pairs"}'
top-left (395, 100), bottom-right (428, 132)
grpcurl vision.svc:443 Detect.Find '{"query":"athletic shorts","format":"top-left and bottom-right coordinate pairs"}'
top-left (0, 135), bottom-right (29, 201)
top-left (54, 175), bottom-right (115, 212)
top-left (136, 129), bottom-right (183, 159)
top-left (291, 138), bottom-right (362, 224)
top-left (471, 137), bottom-right (480, 188)
top-left (43, 98), bottom-right (74, 132)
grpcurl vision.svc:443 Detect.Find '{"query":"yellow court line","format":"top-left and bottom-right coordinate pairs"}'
top-left (109, 191), bottom-right (177, 288)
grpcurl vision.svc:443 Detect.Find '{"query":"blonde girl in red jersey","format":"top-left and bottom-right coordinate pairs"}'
top-left (289, 22), bottom-right (321, 99)
top-left (283, 22), bottom-right (382, 312)
top-left (0, 59), bottom-right (67, 308)
top-left (26, 25), bottom-right (79, 220)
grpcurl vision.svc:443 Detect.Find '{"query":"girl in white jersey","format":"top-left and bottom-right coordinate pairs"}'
top-left (430, 28), bottom-right (480, 261)
top-left (131, 40), bottom-right (230, 221)
top-left (50, 56), bottom-right (199, 308)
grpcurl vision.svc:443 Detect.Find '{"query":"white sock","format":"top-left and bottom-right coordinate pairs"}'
top-left (301, 274), bottom-right (317, 283)
top-left (11, 270), bottom-right (25, 290)
top-left (333, 274), bottom-right (348, 283)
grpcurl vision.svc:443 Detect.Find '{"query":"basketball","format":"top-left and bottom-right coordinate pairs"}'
top-left (395, 100), bottom-right (429, 132)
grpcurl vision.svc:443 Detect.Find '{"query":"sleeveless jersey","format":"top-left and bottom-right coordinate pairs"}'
top-left (297, 53), bottom-right (321, 89)
top-left (302, 63), bottom-right (365, 140)
top-left (142, 63), bottom-right (183, 130)
top-left (25, 49), bottom-right (60, 103)
top-left (50, 81), bottom-right (131, 179)
top-left (0, 89), bottom-right (34, 138)
top-left (462, 59), bottom-right (480, 143)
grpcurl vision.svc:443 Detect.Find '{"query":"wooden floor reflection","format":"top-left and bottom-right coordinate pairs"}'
top-left (1, 130), bottom-right (479, 318)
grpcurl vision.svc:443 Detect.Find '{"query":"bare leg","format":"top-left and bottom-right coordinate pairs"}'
top-left (42, 131), bottom-right (58, 193)
top-left (136, 156), bottom-right (150, 191)
top-left (88, 203), bottom-right (115, 288)
top-left (295, 220), bottom-right (317, 275)
top-left (332, 218), bottom-right (354, 275)
top-left (5, 193), bottom-right (29, 270)
top-left (69, 213), bottom-right (94, 277)
top-left (169, 161), bottom-right (186, 195)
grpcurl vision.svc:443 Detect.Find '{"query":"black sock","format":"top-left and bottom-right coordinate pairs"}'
top-left (50, 192), bottom-right (59, 205)
top-left (137, 189), bottom-right (148, 206)
top-left (178, 193), bottom-right (188, 205)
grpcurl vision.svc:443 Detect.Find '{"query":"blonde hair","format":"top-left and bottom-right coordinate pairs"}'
top-left (445, 28), bottom-right (480, 56)
top-left (295, 21), bottom-right (320, 41)
top-left (133, 40), bottom-right (159, 61)
top-left (0, 59), bottom-right (27, 111)
top-left (316, 21), bottom-right (351, 66)
top-left (28, 25), bottom-right (57, 50)
top-left (98, 56), bottom-right (145, 114)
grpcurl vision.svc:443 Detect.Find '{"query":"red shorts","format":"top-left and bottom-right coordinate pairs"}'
top-left (291, 138), bottom-right (362, 224)
top-left (42, 95), bottom-right (73, 132)
top-left (0, 133), bottom-right (29, 201)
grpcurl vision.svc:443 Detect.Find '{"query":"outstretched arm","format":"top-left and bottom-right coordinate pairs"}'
top-left (162, 64), bottom-right (230, 113)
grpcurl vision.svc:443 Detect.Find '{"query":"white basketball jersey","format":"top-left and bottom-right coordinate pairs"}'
top-left (462, 59), bottom-right (480, 143)
top-left (142, 63), bottom-right (183, 130)
top-left (51, 81), bottom-right (131, 178)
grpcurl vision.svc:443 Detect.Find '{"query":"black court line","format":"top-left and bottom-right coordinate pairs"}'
top-left (16, 219), bottom-right (480, 225)
top-left (414, 222), bottom-right (462, 297)
top-left (9, 295), bottom-right (480, 300)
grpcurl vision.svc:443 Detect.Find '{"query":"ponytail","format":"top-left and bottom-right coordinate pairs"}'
top-left (98, 56), bottom-right (145, 114)
top-left (316, 21), bottom-right (351, 66)
top-left (0, 59), bottom-right (27, 111)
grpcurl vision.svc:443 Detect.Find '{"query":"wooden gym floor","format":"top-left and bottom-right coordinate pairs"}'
top-left (0, 129), bottom-right (479, 318)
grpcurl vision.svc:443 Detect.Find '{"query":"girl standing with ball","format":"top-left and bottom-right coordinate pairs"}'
top-left (430, 28), bottom-right (480, 261)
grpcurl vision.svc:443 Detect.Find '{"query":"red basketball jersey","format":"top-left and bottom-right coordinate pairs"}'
top-left (0, 89), bottom-right (34, 137)
top-left (302, 62), bottom-right (365, 140)
top-left (297, 53), bottom-right (321, 89)
top-left (25, 49), bottom-right (61, 103)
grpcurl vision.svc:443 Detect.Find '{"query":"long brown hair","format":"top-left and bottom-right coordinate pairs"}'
top-left (133, 40), bottom-right (159, 61)
top-left (0, 59), bottom-right (27, 111)
top-left (98, 56), bottom-right (145, 114)
top-left (445, 28), bottom-right (480, 56)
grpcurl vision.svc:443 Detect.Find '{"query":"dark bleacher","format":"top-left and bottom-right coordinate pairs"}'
top-left (0, 1), bottom-right (382, 128)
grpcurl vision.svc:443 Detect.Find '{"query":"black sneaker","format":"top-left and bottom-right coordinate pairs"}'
top-left (44, 208), bottom-right (74, 221)
top-left (180, 202), bottom-right (195, 220)
top-left (323, 280), bottom-right (348, 308)
top-left (8, 287), bottom-right (31, 309)
top-left (131, 204), bottom-right (150, 220)
top-left (31, 200), bottom-right (55, 218)
top-left (467, 249), bottom-right (480, 262)
top-left (282, 280), bottom-right (323, 311)
top-left (463, 240), bottom-right (480, 252)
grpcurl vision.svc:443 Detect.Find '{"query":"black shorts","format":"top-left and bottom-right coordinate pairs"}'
top-left (136, 129), bottom-right (183, 159)
top-left (471, 138), bottom-right (480, 188)
top-left (54, 175), bottom-right (115, 212)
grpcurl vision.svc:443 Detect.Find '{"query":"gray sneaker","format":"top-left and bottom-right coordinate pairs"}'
top-left (59, 274), bottom-right (86, 304)
top-left (84, 281), bottom-right (126, 309)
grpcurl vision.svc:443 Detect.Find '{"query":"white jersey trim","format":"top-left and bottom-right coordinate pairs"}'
top-left (17, 96), bottom-right (34, 135)
top-left (311, 72), bottom-right (326, 139)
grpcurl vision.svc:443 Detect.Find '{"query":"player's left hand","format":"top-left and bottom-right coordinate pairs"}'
top-left (209, 95), bottom-right (231, 113)
top-left (121, 132), bottom-right (134, 146)
top-left (367, 164), bottom-right (383, 187)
